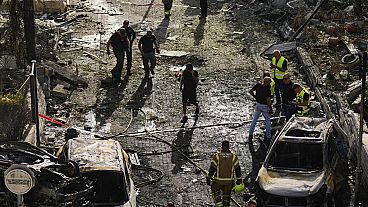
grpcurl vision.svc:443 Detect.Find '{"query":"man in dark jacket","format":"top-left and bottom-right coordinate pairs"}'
top-left (122, 20), bottom-right (136, 74)
top-left (281, 74), bottom-right (295, 120)
top-left (138, 29), bottom-right (160, 78)
top-left (107, 28), bottom-right (130, 84)
top-left (180, 63), bottom-right (199, 123)
top-left (207, 140), bottom-right (242, 207)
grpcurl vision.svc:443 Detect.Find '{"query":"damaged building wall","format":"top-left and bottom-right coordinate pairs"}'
top-left (297, 46), bottom-right (368, 194)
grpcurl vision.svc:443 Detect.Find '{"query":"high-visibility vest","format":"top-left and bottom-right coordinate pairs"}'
top-left (294, 87), bottom-right (310, 116)
top-left (270, 78), bottom-right (275, 96)
top-left (271, 56), bottom-right (288, 80)
top-left (210, 152), bottom-right (239, 184)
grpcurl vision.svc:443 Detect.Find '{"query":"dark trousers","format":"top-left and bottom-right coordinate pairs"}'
top-left (126, 47), bottom-right (132, 72)
top-left (111, 50), bottom-right (125, 82)
top-left (211, 182), bottom-right (232, 207)
top-left (164, 1), bottom-right (173, 11)
top-left (274, 78), bottom-right (283, 103)
top-left (200, 0), bottom-right (207, 16)
top-left (282, 103), bottom-right (295, 121)
top-left (142, 52), bottom-right (156, 77)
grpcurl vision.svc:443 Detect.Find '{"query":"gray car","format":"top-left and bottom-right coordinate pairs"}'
top-left (256, 117), bottom-right (340, 207)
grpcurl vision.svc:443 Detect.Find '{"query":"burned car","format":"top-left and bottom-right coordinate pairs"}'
top-left (60, 137), bottom-right (137, 207)
top-left (256, 117), bottom-right (340, 207)
top-left (0, 141), bottom-right (91, 207)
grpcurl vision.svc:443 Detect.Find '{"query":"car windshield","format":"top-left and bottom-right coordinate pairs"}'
top-left (266, 142), bottom-right (323, 171)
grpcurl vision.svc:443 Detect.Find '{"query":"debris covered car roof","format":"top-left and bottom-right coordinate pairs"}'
top-left (66, 137), bottom-right (128, 172)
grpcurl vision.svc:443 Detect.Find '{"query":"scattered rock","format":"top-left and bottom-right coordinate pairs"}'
top-left (328, 37), bottom-right (340, 47)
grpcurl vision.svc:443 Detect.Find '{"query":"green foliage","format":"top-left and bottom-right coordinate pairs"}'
top-left (0, 92), bottom-right (28, 141)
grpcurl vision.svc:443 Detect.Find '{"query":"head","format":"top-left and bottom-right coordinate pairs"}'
top-left (186, 63), bottom-right (193, 71)
top-left (263, 71), bottom-right (271, 78)
top-left (123, 20), bottom-right (129, 28)
top-left (118, 28), bottom-right (127, 37)
top-left (247, 199), bottom-right (257, 207)
top-left (283, 74), bottom-right (291, 84)
top-left (221, 140), bottom-right (230, 151)
top-left (293, 83), bottom-right (302, 94)
top-left (273, 50), bottom-right (281, 60)
top-left (146, 28), bottom-right (153, 37)
top-left (262, 76), bottom-right (271, 86)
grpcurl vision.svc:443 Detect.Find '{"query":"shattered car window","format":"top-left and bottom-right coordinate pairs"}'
top-left (267, 142), bottom-right (323, 171)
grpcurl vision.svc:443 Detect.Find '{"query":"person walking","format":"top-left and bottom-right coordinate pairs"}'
top-left (207, 140), bottom-right (243, 207)
top-left (199, 0), bottom-right (208, 18)
top-left (281, 74), bottom-right (295, 120)
top-left (162, 0), bottom-right (173, 18)
top-left (292, 83), bottom-right (310, 116)
top-left (122, 20), bottom-right (136, 75)
top-left (107, 28), bottom-right (130, 84)
top-left (248, 77), bottom-right (273, 144)
top-left (180, 63), bottom-right (199, 123)
top-left (138, 28), bottom-right (160, 78)
top-left (270, 50), bottom-right (288, 106)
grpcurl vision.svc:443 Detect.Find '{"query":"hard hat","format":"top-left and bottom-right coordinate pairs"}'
top-left (233, 183), bottom-right (245, 193)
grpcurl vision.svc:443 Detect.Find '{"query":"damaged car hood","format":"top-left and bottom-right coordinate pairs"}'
top-left (257, 166), bottom-right (326, 197)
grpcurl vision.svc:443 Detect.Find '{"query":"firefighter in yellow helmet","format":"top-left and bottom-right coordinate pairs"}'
top-left (206, 140), bottom-right (242, 207)
top-left (292, 83), bottom-right (310, 116)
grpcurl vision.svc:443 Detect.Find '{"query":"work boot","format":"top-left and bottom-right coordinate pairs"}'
top-left (195, 107), bottom-right (199, 115)
top-left (248, 135), bottom-right (253, 143)
top-left (181, 115), bottom-right (188, 123)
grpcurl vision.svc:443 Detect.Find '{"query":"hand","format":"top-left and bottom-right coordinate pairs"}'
top-left (270, 64), bottom-right (276, 68)
top-left (206, 177), bottom-right (211, 185)
top-left (236, 179), bottom-right (242, 185)
top-left (156, 48), bottom-right (160, 54)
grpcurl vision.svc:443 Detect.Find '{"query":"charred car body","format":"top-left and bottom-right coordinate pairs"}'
top-left (0, 141), bottom-right (91, 206)
top-left (59, 137), bottom-right (137, 207)
top-left (256, 117), bottom-right (341, 207)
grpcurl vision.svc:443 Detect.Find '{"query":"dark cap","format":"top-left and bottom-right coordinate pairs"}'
top-left (186, 63), bottom-right (193, 70)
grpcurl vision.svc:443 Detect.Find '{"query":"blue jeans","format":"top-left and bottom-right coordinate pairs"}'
top-left (249, 102), bottom-right (271, 140)
top-left (274, 79), bottom-right (283, 104)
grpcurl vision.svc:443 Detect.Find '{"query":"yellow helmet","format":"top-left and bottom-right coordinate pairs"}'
top-left (233, 183), bottom-right (245, 193)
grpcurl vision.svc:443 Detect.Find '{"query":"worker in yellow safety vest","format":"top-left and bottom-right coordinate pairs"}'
top-left (206, 141), bottom-right (243, 207)
top-left (292, 83), bottom-right (310, 116)
top-left (270, 50), bottom-right (288, 106)
top-left (263, 71), bottom-right (275, 99)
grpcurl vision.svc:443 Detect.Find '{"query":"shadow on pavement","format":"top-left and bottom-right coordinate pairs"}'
top-left (96, 74), bottom-right (130, 126)
top-left (171, 125), bottom-right (196, 174)
top-left (243, 140), bottom-right (267, 193)
top-left (127, 77), bottom-right (153, 111)
top-left (154, 18), bottom-right (171, 44)
top-left (194, 18), bottom-right (206, 46)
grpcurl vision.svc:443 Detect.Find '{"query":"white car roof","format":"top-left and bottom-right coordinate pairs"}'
top-left (66, 137), bottom-right (127, 172)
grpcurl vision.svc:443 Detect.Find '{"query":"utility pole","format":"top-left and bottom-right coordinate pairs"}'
top-left (23, 0), bottom-right (36, 65)
top-left (354, 51), bottom-right (367, 207)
